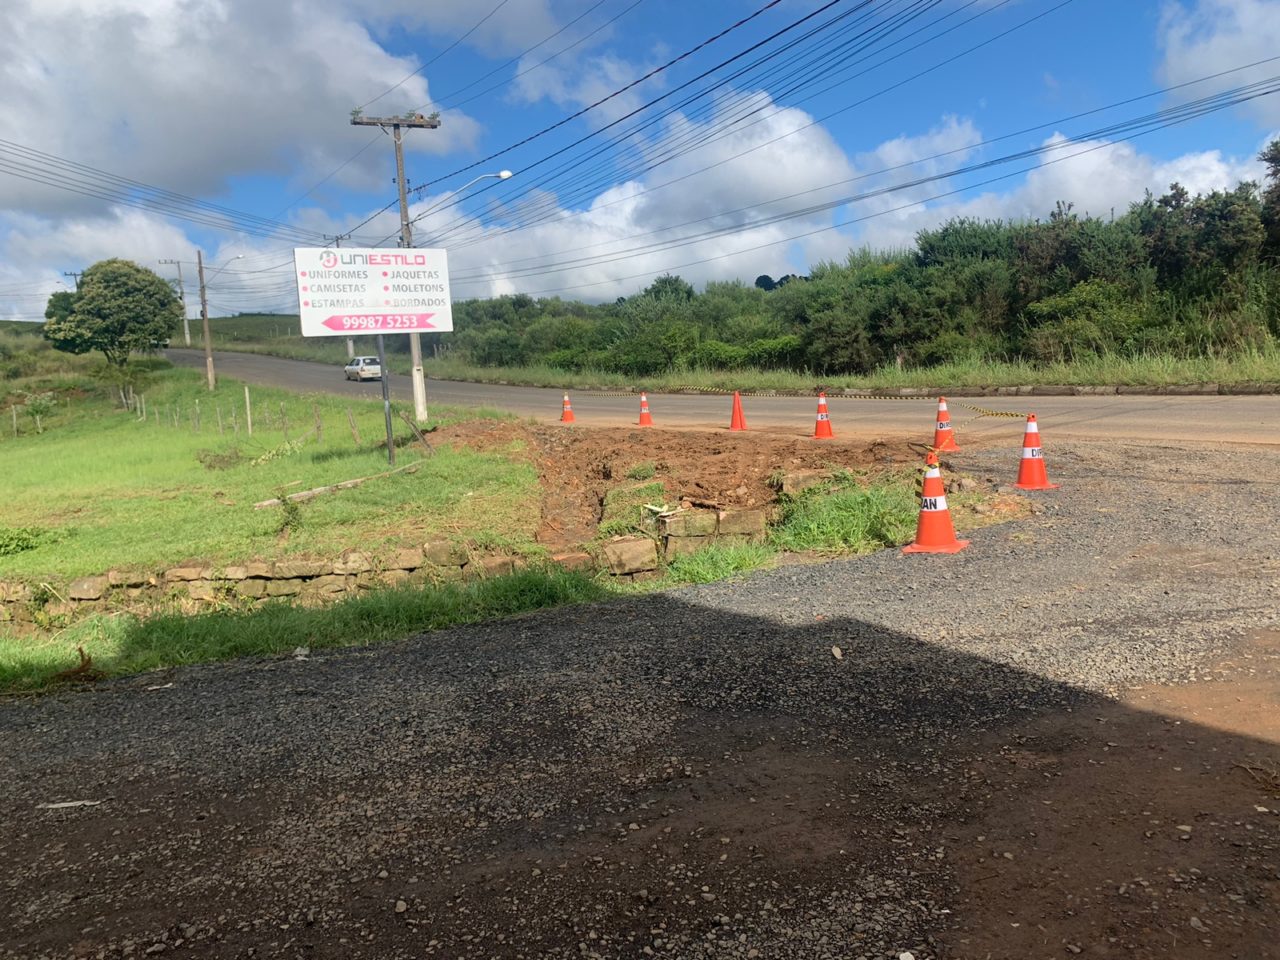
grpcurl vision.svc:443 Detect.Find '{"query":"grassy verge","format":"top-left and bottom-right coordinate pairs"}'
top-left (0, 568), bottom-right (607, 693)
top-left (419, 350), bottom-right (1280, 391)
top-left (202, 318), bottom-right (1280, 390)
top-left (0, 466), bottom-right (1009, 694)
top-left (664, 543), bottom-right (778, 583)
top-left (0, 366), bottom-right (533, 579)
top-left (770, 471), bottom-right (920, 554)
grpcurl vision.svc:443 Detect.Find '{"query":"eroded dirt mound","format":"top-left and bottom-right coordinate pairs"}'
top-left (431, 421), bottom-right (922, 550)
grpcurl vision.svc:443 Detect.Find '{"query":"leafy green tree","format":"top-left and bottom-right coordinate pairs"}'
top-left (44, 290), bottom-right (77, 325)
top-left (1259, 138), bottom-right (1280, 260)
top-left (641, 273), bottom-right (696, 301)
top-left (43, 259), bottom-right (180, 370)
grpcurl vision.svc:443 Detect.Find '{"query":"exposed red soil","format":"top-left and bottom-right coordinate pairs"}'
top-left (430, 421), bottom-right (924, 550)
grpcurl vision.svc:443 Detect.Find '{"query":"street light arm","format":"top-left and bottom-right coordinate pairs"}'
top-left (205, 254), bottom-right (245, 282)
top-left (407, 171), bottom-right (512, 229)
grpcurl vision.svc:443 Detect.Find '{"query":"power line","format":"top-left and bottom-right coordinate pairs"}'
top-left (414, 0), bottom-right (794, 189)
top-left (357, 0), bottom-right (515, 110)
top-left (430, 0), bottom-right (634, 110)
top-left (424, 0), bottom-right (1060, 250)
top-left (425, 0), bottom-right (943, 247)
top-left (446, 76), bottom-right (1280, 293)
top-left (273, 0), bottom-right (645, 222)
top-left (448, 58), bottom-right (1280, 277)
top-left (0, 140), bottom-right (329, 244)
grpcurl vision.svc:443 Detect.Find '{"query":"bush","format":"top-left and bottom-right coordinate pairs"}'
top-left (687, 339), bottom-right (748, 370)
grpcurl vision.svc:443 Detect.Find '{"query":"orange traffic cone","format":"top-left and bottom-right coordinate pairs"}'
top-left (560, 393), bottom-right (575, 424)
top-left (638, 392), bottom-right (653, 427)
top-left (933, 396), bottom-right (959, 452)
top-left (902, 452), bottom-right (970, 555)
top-left (1013, 414), bottom-right (1058, 490)
top-left (729, 391), bottom-right (747, 431)
top-left (812, 392), bottom-right (834, 439)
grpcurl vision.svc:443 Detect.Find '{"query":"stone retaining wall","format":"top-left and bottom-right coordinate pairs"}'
top-left (600, 508), bottom-right (769, 576)
top-left (0, 510), bottom-right (770, 626)
top-left (0, 541), bottom-right (595, 628)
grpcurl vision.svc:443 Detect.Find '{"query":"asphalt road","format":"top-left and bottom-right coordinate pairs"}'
top-left (166, 348), bottom-right (1280, 446)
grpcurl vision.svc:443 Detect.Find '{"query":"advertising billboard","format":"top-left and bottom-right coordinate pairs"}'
top-left (293, 247), bottom-right (453, 337)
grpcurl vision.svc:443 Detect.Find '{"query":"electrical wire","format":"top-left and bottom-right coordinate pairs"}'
top-left (429, 0), bottom-right (638, 110)
top-left (424, 0), bottom-right (1043, 250)
top-left (445, 77), bottom-right (1280, 293)
top-left (446, 57), bottom-right (1280, 277)
top-left (274, 0), bottom-right (647, 222)
top-left (0, 141), bottom-right (329, 244)
top-left (424, 0), bottom-right (946, 247)
top-left (357, 0), bottom-right (515, 110)
top-left (414, 0), bottom-right (794, 188)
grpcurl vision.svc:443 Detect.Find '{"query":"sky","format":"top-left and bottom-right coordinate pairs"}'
top-left (1, 0), bottom-right (1278, 321)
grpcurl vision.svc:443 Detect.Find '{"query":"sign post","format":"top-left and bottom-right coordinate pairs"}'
top-left (293, 247), bottom-right (453, 465)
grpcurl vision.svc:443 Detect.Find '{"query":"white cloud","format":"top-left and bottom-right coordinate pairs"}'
top-left (432, 91), bottom-right (860, 299)
top-left (0, 0), bottom-right (488, 216)
top-left (847, 132), bottom-right (1268, 250)
top-left (348, 0), bottom-right (559, 57)
top-left (1158, 0), bottom-right (1280, 125)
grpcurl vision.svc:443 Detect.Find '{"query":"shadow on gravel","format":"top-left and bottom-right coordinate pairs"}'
top-left (1, 594), bottom-right (1278, 960)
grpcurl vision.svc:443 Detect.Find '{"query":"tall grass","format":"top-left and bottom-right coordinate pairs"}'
top-left (770, 476), bottom-right (919, 554)
top-left (664, 543), bottom-right (777, 583)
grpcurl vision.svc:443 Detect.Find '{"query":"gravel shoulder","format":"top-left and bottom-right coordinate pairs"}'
top-left (2, 438), bottom-right (1278, 959)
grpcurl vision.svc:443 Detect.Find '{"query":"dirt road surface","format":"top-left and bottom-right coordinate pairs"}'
top-left (165, 349), bottom-right (1280, 446)
top-left (3, 436), bottom-right (1278, 959)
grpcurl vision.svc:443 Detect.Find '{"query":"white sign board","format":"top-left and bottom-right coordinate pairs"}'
top-left (293, 247), bottom-right (453, 337)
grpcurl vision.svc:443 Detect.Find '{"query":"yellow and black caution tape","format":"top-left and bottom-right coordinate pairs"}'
top-left (954, 401), bottom-right (1029, 420)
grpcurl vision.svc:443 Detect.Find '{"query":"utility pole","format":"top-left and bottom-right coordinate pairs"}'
top-left (158, 259), bottom-right (190, 345)
top-left (197, 250), bottom-right (215, 391)
top-left (63, 271), bottom-right (82, 290)
top-left (351, 111), bottom-right (440, 423)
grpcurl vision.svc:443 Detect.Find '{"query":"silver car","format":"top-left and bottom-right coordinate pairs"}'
top-left (344, 356), bottom-right (382, 381)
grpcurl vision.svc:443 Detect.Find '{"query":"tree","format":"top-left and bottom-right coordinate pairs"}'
top-left (43, 259), bottom-right (181, 370)
top-left (641, 273), bottom-right (695, 301)
top-left (44, 289), bottom-right (76, 325)
top-left (1260, 138), bottom-right (1280, 260)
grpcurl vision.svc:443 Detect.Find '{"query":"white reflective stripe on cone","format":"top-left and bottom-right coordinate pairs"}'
top-left (1024, 421), bottom-right (1039, 433)
top-left (1022, 447), bottom-right (1043, 458)
top-left (924, 467), bottom-right (941, 478)
top-left (919, 494), bottom-right (948, 511)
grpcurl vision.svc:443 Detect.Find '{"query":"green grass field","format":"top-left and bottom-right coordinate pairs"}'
top-left (0, 366), bottom-right (535, 580)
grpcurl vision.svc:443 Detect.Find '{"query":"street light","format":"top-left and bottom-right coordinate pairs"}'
top-left (197, 252), bottom-right (244, 391)
top-left (405, 169), bottom-right (512, 423)
top-left (408, 170), bottom-right (513, 229)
